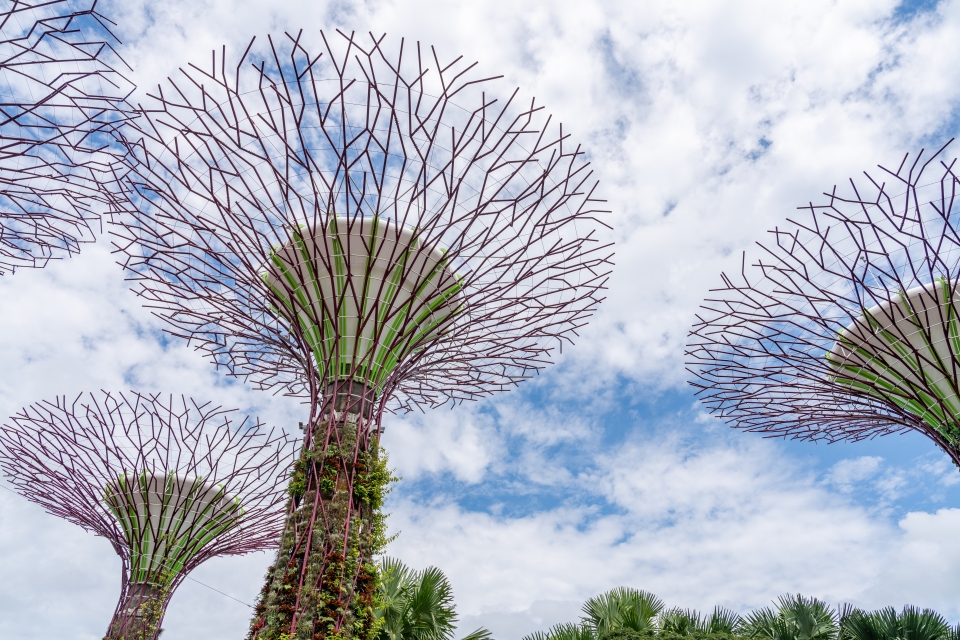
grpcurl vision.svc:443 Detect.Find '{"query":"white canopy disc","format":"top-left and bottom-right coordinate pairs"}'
top-left (828, 278), bottom-right (960, 436)
top-left (104, 471), bottom-right (240, 584)
top-left (263, 216), bottom-right (463, 387)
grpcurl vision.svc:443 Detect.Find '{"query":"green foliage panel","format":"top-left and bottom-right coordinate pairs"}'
top-left (264, 216), bottom-right (463, 387)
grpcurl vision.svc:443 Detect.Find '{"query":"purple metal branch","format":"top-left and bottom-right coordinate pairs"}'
top-left (108, 30), bottom-right (613, 640)
top-left (0, 0), bottom-right (135, 274)
top-left (688, 141), bottom-right (960, 467)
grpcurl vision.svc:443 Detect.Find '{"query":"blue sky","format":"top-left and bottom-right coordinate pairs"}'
top-left (393, 380), bottom-right (960, 522)
top-left (6, 0), bottom-right (960, 639)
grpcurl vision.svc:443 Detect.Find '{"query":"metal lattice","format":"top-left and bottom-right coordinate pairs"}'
top-left (0, 0), bottom-right (134, 274)
top-left (688, 141), bottom-right (960, 466)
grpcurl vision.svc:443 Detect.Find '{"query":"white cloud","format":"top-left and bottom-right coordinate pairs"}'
top-left (0, 246), bottom-right (306, 638)
top-left (94, 0), bottom-right (960, 394)
top-left (923, 458), bottom-right (960, 487)
top-left (383, 433), bottom-right (894, 640)
top-left (0, 478), bottom-right (272, 639)
top-left (0, 484), bottom-right (118, 640)
top-left (826, 456), bottom-right (884, 492)
top-left (0, 243), bottom-right (308, 427)
top-left (383, 404), bottom-right (502, 484)
top-left (864, 508), bottom-right (960, 614)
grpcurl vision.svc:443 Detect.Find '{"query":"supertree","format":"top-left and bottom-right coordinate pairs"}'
top-left (687, 141), bottom-right (960, 469)
top-left (0, 0), bottom-right (134, 274)
top-left (110, 30), bottom-right (613, 640)
top-left (0, 390), bottom-right (298, 639)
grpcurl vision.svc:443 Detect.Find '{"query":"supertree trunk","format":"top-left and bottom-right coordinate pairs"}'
top-left (250, 381), bottom-right (380, 640)
top-left (105, 581), bottom-right (169, 640)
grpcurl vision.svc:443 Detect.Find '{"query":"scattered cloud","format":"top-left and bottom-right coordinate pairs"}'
top-left (825, 456), bottom-right (884, 492)
top-left (6, 0), bottom-right (960, 638)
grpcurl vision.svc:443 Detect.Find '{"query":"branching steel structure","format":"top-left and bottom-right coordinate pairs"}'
top-left (111, 30), bottom-right (613, 640)
top-left (688, 142), bottom-right (960, 468)
top-left (0, 390), bottom-right (297, 639)
top-left (0, 0), bottom-right (133, 274)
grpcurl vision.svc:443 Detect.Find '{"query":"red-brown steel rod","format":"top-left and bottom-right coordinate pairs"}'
top-left (0, 0), bottom-right (134, 274)
top-left (688, 141), bottom-right (960, 468)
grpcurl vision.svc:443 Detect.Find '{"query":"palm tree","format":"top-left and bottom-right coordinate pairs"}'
top-left (839, 606), bottom-right (952, 640)
top-left (522, 590), bottom-right (744, 640)
top-left (524, 623), bottom-right (598, 640)
top-left (375, 557), bottom-right (492, 640)
top-left (659, 607), bottom-right (742, 637)
top-left (704, 607), bottom-right (743, 635)
top-left (520, 590), bottom-right (959, 640)
top-left (583, 587), bottom-right (666, 637)
top-left (660, 609), bottom-right (705, 636)
top-left (520, 587), bottom-right (664, 640)
top-left (741, 595), bottom-right (837, 640)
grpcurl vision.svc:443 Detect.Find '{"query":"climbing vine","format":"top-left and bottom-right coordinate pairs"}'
top-left (247, 437), bottom-right (396, 640)
top-left (135, 578), bottom-right (170, 640)
top-left (104, 570), bottom-right (173, 640)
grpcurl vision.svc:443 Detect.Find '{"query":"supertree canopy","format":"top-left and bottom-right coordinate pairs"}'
top-left (687, 142), bottom-right (960, 467)
top-left (111, 30), bottom-right (613, 640)
top-left (0, 391), bottom-right (297, 640)
top-left (0, 0), bottom-right (133, 274)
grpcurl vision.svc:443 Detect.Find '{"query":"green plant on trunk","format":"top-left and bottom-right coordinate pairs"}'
top-left (247, 445), bottom-right (396, 640)
top-left (134, 580), bottom-right (170, 640)
top-left (104, 570), bottom-right (173, 640)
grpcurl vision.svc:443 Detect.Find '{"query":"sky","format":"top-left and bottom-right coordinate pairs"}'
top-left (6, 0), bottom-right (960, 638)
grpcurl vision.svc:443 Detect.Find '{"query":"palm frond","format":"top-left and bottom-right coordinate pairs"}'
top-left (559, 622), bottom-right (599, 640)
top-left (742, 595), bottom-right (837, 640)
top-left (375, 558), bottom-right (461, 640)
top-left (406, 566), bottom-right (457, 640)
top-left (583, 587), bottom-right (664, 635)
top-left (659, 608), bottom-right (706, 635)
top-left (742, 606), bottom-right (787, 640)
top-left (838, 608), bottom-right (877, 640)
top-left (377, 557), bottom-right (416, 640)
top-left (459, 628), bottom-right (494, 640)
top-left (706, 607), bottom-right (743, 635)
top-left (778, 594), bottom-right (837, 640)
top-left (897, 606), bottom-right (949, 640)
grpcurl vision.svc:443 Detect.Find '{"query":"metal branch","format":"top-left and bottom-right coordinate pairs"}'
top-left (688, 141), bottom-right (960, 467)
top-left (0, 0), bottom-right (135, 274)
top-left (109, 31), bottom-right (613, 640)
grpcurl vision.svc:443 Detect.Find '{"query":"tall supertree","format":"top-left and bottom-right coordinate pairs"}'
top-left (687, 141), bottom-right (960, 468)
top-left (0, 0), bottom-right (134, 274)
top-left (0, 391), bottom-right (297, 639)
top-left (110, 31), bottom-right (613, 640)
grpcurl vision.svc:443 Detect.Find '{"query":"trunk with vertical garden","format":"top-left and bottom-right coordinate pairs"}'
top-left (111, 29), bottom-right (612, 640)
